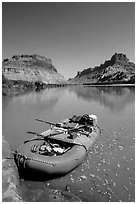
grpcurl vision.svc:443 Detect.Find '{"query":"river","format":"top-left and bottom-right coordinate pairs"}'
top-left (2, 85), bottom-right (135, 202)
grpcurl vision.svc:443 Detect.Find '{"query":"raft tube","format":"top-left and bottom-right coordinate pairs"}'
top-left (14, 121), bottom-right (100, 180)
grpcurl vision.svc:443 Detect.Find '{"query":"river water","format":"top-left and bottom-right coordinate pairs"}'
top-left (2, 86), bottom-right (135, 202)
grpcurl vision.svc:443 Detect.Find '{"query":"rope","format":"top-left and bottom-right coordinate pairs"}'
top-left (14, 149), bottom-right (82, 167)
top-left (2, 157), bottom-right (14, 160)
top-left (26, 156), bottom-right (57, 166)
top-left (2, 150), bottom-right (17, 160)
top-left (15, 151), bottom-right (62, 167)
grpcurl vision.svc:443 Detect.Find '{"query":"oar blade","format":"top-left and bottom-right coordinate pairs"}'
top-left (27, 131), bottom-right (38, 135)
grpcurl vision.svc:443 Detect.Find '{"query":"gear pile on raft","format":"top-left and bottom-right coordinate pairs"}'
top-left (14, 114), bottom-right (100, 180)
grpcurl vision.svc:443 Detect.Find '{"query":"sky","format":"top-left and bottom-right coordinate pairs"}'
top-left (2, 2), bottom-right (135, 79)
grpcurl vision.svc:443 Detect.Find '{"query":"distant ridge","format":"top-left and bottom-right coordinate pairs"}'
top-left (69, 53), bottom-right (135, 84)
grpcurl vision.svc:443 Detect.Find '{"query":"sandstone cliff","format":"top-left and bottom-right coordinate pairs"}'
top-left (69, 53), bottom-right (135, 84)
top-left (2, 54), bottom-right (66, 84)
top-left (2, 54), bottom-right (67, 96)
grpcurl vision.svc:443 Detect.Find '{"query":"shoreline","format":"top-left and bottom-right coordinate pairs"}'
top-left (83, 84), bottom-right (135, 87)
top-left (2, 79), bottom-right (135, 98)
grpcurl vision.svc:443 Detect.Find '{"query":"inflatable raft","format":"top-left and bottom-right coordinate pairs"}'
top-left (14, 114), bottom-right (100, 180)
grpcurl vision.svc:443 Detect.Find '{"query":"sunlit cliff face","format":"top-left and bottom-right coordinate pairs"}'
top-left (69, 53), bottom-right (135, 84)
top-left (2, 54), bottom-right (66, 84)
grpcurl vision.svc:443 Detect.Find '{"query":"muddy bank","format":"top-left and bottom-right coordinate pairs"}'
top-left (2, 136), bottom-right (22, 202)
top-left (2, 74), bottom-right (35, 96)
top-left (2, 74), bottom-right (68, 97)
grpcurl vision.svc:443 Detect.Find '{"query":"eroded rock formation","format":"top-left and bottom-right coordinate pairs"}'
top-left (2, 54), bottom-right (66, 84)
top-left (2, 54), bottom-right (67, 96)
top-left (69, 53), bottom-right (135, 84)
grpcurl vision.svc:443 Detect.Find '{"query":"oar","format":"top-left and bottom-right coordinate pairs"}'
top-left (35, 118), bottom-right (88, 134)
top-left (27, 130), bottom-right (64, 139)
top-left (24, 131), bottom-right (64, 143)
top-left (35, 118), bottom-right (74, 129)
top-left (27, 131), bottom-right (84, 147)
top-left (35, 119), bottom-right (61, 127)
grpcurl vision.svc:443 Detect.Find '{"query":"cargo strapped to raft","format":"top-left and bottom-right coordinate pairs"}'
top-left (24, 132), bottom-right (89, 152)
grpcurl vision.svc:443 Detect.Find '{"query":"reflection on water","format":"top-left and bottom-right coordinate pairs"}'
top-left (3, 88), bottom-right (64, 110)
top-left (2, 86), bottom-right (135, 202)
top-left (68, 86), bottom-right (135, 111)
top-left (2, 88), bottom-right (66, 148)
